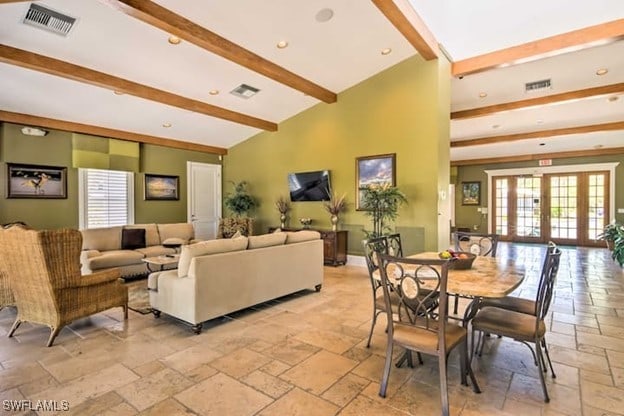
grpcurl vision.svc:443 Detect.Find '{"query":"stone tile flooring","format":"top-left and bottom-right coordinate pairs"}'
top-left (0, 243), bottom-right (622, 415)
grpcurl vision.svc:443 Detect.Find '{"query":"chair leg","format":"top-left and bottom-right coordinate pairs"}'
top-left (459, 340), bottom-right (468, 386)
top-left (541, 338), bottom-right (557, 378)
top-left (367, 310), bottom-right (380, 348)
top-left (439, 351), bottom-right (450, 416)
top-left (379, 340), bottom-right (394, 398)
top-left (406, 350), bottom-right (414, 368)
top-left (123, 303), bottom-right (128, 320)
top-left (535, 339), bottom-right (550, 403)
top-left (453, 294), bottom-right (459, 315)
top-left (46, 327), bottom-right (61, 347)
top-left (417, 352), bottom-right (424, 365)
top-left (7, 319), bottom-right (21, 337)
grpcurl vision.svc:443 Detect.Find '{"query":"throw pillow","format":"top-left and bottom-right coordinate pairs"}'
top-left (121, 228), bottom-right (146, 250)
top-left (230, 230), bottom-right (242, 239)
top-left (162, 237), bottom-right (186, 246)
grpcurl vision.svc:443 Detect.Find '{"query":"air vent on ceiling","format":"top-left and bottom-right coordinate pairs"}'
top-left (230, 84), bottom-right (260, 99)
top-left (22, 3), bottom-right (76, 36)
top-left (525, 79), bottom-right (551, 93)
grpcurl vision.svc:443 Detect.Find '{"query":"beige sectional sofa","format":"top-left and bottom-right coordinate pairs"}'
top-left (80, 223), bottom-right (195, 278)
top-left (148, 230), bottom-right (324, 333)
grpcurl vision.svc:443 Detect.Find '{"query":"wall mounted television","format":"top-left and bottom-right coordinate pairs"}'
top-left (288, 170), bottom-right (331, 201)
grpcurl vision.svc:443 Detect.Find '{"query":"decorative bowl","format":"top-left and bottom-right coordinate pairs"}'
top-left (439, 251), bottom-right (477, 270)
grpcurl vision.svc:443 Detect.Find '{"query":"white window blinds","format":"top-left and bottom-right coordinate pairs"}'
top-left (79, 168), bottom-right (134, 229)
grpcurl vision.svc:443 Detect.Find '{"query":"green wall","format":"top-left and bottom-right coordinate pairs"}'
top-left (455, 154), bottom-right (624, 232)
top-left (0, 122), bottom-right (220, 228)
top-left (224, 55), bottom-right (451, 253)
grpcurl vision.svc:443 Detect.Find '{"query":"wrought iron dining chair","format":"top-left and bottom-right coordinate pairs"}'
top-left (470, 244), bottom-right (561, 402)
top-left (478, 242), bottom-right (557, 315)
top-left (451, 232), bottom-right (500, 314)
top-left (377, 253), bottom-right (480, 416)
top-left (386, 233), bottom-right (403, 256)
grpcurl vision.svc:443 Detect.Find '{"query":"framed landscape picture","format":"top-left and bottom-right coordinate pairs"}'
top-left (7, 163), bottom-right (67, 199)
top-left (356, 153), bottom-right (396, 210)
top-left (144, 174), bottom-right (179, 200)
top-left (461, 181), bottom-right (481, 205)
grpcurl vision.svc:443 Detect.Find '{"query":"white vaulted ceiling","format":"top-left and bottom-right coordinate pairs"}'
top-left (0, 0), bottom-right (623, 162)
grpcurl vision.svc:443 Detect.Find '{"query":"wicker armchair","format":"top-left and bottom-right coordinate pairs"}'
top-left (217, 217), bottom-right (254, 238)
top-left (0, 226), bottom-right (128, 347)
top-left (0, 269), bottom-right (14, 310)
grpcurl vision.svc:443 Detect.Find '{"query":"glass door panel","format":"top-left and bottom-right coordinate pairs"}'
top-left (587, 173), bottom-right (608, 243)
top-left (549, 175), bottom-right (577, 241)
top-left (516, 176), bottom-right (541, 239)
top-left (494, 178), bottom-right (509, 236)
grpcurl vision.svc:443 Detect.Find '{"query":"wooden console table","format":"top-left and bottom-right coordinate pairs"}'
top-left (269, 227), bottom-right (348, 266)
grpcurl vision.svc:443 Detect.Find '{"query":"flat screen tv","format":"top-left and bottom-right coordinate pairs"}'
top-left (288, 170), bottom-right (331, 201)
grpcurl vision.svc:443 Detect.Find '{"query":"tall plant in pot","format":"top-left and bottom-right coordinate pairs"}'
top-left (224, 181), bottom-right (258, 217)
top-left (323, 191), bottom-right (347, 231)
top-left (608, 224), bottom-right (624, 267)
top-left (360, 183), bottom-right (407, 238)
top-left (598, 221), bottom-right (622, 251)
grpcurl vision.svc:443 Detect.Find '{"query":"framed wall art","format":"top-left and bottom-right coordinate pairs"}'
top-left (461, 181), bottom-right (481, 205)
top-left (144, 174), bottom-right (179, 200)
top-left (355, 153), bottom-right (396, 210)
top-left (7, 163), bottom-right (67, 199)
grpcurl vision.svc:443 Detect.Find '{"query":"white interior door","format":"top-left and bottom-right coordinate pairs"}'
top-left (187, 162), bottom-right (221, 240)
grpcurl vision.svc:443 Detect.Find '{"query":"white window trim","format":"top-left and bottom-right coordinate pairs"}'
top-left (484, 162), bottom-right (619, 233)
top-left (78, 168), bottom-right (135, 229)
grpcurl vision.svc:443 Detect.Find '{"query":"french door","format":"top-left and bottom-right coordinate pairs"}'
top-left (492, 172), bottom-right (609, 246)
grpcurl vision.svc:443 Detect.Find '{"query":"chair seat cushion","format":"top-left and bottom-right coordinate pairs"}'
top-left (87, 250), bottom-right (145, 269)
top-left (480, 296), bottom-right (535, 315)
top-left (472, 306), bottom-right (545, 341)
top-left (393, 320), bottom-right (466, 354)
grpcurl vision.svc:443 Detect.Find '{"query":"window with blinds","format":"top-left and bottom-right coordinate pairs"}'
top-left (79, 168), bottom-right (134, 229)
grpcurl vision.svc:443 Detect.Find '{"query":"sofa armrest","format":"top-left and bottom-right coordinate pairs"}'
top-left (81, 249), bottom-right (101, 261)
top-left (78, 268), bottom-right (121, 287)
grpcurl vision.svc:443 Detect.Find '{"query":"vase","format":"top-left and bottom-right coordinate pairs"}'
top-left (330, 215), bottom-right (338, 231)
top-left (280, 214), bottom-right (286, 229)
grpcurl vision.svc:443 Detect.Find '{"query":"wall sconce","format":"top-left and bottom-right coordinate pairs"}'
top-left (21, 126), bottom-right (49, 136)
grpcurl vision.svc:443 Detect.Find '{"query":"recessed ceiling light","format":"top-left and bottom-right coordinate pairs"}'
top-left (113, 90), bottom-right (124, 95)
top-left (315, 8), bottom-right (334, 22)
top-left (596, 68), bottom-right (608, 76)
top-left (381, 48), bottom-right (392, 55)
top-left (209, 89), bottom-right (219, 96)
top-left (168, 35), bottom-right (181, 45)
top-left (162, 123), bottom-right (172, 128)
top-left (492, 124), bottom-right (500, 129)
top-left (478, 92), bottom-right (487, 98)
top-left (607, 95), bottom-right (619, 102)
top-left (537, 119), bottom-right (544, 124)
top-left (276, 40), bottom-right (289, 49)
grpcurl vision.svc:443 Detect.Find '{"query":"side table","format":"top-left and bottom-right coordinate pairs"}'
top-left (143, 254), bottom-right (179, 272)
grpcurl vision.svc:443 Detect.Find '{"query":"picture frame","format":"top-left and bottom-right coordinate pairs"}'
top-left (356, 153), bottom-right (396, 210)
top-left (7, 163), bottom-right (67, 199)
top-left (144, 174), bottom-right (179, 200)
top-left (461, 181), bottom-right (481, 205)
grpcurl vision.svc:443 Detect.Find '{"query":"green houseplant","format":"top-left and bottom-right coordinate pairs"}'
top-left (597, 221), bottom-right (622, 251)
top-left (224, 181), bottom-right (258, 217)
top-left (608, 225), bottom-right (624, 267)
top-left (360, 183), bottom-right (407, 238)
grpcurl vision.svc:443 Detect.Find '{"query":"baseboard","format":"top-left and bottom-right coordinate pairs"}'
top-left (346, 255), bottom-right (366, 267)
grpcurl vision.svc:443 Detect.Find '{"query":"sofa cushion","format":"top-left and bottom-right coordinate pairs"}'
top-left (121, 228), bottom-right (146, 250)
top-left (178, 237), bottom-right (249, 277)
top-left (248, 233), bottom-right (287, 249)
top-left (162, 237), bottom-right (186, 246)
top-left (285, 230), bottom-right (321, 244)
top-left (125, 224), bottom-right (159, 247)
top-left (135, 245), bottom-right (175, 258)
top-left (81, 226), bottom-right (122, 251)
top-left (87, 250), bottom-right (145, 270)
top-left (158, 223), bottom-right (194, 244)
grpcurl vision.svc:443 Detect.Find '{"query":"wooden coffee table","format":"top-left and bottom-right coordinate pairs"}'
top-left (143, 254), bottom-right (179, 272)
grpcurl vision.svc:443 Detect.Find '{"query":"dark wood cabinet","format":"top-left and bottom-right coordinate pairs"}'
top-left (268, 227), bottom-right (348, 266)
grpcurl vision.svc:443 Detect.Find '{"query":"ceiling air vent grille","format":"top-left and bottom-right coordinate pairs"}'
top-left (22, 3), bottom-right (76, 36)
top-left (525, 79), bottom-right (551, 93)
top-left (230, 84), bottom-right (260, 99)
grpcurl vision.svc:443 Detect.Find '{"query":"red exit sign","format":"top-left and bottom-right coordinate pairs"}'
top-left (539, 159), bottom-right (552, 166)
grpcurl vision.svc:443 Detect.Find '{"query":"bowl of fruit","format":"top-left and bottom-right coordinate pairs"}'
top-left (438, 249), bottom-right (476, 270)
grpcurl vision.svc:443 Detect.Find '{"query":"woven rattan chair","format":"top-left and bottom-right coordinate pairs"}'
top-left (451, 232), bottom-right (500, 315)
top-left (0, 268), bottom-right (14, 311)
top-left (217, 217), bottom-right (254, 238)
top-left (377, 253), bottom-right (480, 416)
top-left (471, 244), bottom-right (561, 402)
top-left (0, 225), bottom-right (128, 347)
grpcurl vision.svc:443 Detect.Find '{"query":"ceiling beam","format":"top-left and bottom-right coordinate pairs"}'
top-left (0, 0), bottom-right (33, 3)
top-left (452, 19), bottom-right (624, 76)
top-left (0, 44), bottom-right (276, 132)
top-left (0, 110), bottom-right (228, 155)
top-left (451, 146), bottom-right (624, 167)
top-left (371, 0), bottom-right (438, 60)
top-left (103, 0), bottom-right (337, 104)
top-left (451, 83), bottom-right (624, 120)
top-left (451, 121), bottom-right (624, 148)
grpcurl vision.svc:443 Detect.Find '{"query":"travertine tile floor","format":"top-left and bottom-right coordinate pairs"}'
top-left (0, 243), bottom-right (623, 415)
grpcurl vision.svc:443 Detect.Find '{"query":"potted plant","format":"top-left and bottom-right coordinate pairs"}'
top-left (360, 183), bottom-right (407, 238)
top-left (275, 196), bottom-right (290, 228)
top-left (323, 191), bottom-right (347, 231)
top-left (597, 221), bottom-right (622, 251)
top-left (609, 226), bottom-right (624, 267)
top-left (224, 181), bottom-right (258, 217)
